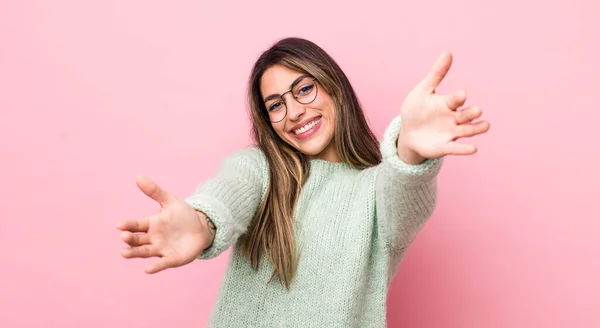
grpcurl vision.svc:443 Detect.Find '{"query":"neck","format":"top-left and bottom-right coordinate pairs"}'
top-left (308, 141), bottom-right (340, 162)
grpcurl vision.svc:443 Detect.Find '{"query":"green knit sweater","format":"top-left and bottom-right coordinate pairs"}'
top-left (184, 116), bottom-right (443, 327)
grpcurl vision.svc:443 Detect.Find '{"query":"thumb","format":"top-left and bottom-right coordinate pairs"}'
top-left (419, 51), bottom-right (453, 92)
top-left (145, 257), bottom-right (176, 274)
top-left (136, 175), bottom-right (173, 207)
top-left (441, 141), bottom-right (477, 156)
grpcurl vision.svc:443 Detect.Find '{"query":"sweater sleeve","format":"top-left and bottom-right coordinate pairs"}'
top-left (375, 116), bottom-right (443, 253)
top-left (184, 146), bottom-right (269, 260)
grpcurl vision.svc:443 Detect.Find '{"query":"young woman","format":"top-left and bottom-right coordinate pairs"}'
top-left (117, 37), bottom-right (490, 327)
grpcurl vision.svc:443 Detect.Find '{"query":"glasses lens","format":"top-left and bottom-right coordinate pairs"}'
top-left (293, 77), bottom-right (317, 104)
top-left (265, 97), bottom-right (286, 122)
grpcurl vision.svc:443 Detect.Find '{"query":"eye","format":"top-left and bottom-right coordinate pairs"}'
top-left (268, 102), bottom-right (283, 112)
top-left (297, 84), bottom-right (314, 96)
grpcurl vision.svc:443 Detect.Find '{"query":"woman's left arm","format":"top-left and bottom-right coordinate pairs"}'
top-left (376, 51), bottom-right (490, 252)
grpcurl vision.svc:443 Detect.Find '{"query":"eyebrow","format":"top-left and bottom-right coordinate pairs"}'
top-left (263, 74), bottom-right (311, 103)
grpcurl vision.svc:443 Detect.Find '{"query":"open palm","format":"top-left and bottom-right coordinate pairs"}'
top-left (116, 175), bottom-right (210, 274)
top-left (399, 51), bottom-right (490, 159)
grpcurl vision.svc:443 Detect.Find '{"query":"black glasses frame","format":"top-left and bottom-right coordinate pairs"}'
top-left (263, 76), bottom-right (319, 123)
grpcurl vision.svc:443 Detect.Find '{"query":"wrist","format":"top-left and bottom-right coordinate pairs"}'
top-left (196, 210), bottom-right (216, 250)
top-left (396, 133), bottom-right (426, 165)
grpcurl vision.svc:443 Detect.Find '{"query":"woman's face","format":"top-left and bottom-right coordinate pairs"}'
top-left (260, 64), bottom-right (339, 162)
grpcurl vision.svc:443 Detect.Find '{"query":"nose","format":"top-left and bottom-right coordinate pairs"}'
top-left (284, 94), bottom-right (306, 122)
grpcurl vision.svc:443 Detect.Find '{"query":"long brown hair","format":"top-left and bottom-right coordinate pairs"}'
top-left (240, 37), bottom-right (381, 289)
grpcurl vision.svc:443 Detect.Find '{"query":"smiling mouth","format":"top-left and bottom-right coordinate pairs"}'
top-left (292, 117), bottom-right (321, 135)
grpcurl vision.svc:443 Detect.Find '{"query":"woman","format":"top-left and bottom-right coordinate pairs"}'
top-left (117, 37), bottom-right (489, 327)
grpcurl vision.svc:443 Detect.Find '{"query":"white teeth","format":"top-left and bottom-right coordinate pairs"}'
top-left (294, 118), bottom-right (320, 135)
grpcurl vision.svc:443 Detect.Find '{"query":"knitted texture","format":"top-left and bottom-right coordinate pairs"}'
top-left (185, 116), bottom-right (443, 327)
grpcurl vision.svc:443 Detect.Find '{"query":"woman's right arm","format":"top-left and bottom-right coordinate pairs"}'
top-left (184, 146), bottom-right (269, 259)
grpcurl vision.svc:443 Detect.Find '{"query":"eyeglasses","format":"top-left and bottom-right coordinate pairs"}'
top-left (263, 75), bottom-right (318, 123)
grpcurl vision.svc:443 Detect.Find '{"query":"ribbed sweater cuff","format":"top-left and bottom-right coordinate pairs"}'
top-left (184, 193), bottom-right (241, 260)
top-left (380, 116), bottom-right (443, 185)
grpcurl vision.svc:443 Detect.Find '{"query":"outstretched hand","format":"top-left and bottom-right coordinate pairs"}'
top-left (116, 176), bottom-right (213, 274)
top-left (397, 51), bottom-right (490, 164)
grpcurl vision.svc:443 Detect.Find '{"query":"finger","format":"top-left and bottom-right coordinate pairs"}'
top-left (444, 90), bottom-right (467, 110)
top-left (145, 257), bottom-right (176, 274)
top-left (121, 245), bottom-right (159, 259)
top-left (456, 120), bottom-right (490, 138)
top-left (116, 217), bottom-right (150, 233)
top-left (420, 51), bottom-right (453, 92)
top-left (136, 175), bottom-right (172, 206)
top-left (441, 141), bottom-right (477, 156)
top-left (121, 231), bottom-right (151, 247)
top-left (455, 106), bottom-right (482, 124)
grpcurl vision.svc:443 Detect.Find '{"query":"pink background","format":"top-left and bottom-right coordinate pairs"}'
top-left (1, 1), bottom-right (598, 327)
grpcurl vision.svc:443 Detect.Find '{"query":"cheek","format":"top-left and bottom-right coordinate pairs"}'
top-left (323, 100), bottom-right (336, 127)
top-left (271, 123), bottom-right (289, 140)
top-left (320, 96), bottom-right (336, 118)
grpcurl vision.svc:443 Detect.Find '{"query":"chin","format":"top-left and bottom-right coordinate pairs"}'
top-left (290, 133), bottom-right (335, 159)
top-left (296, 144), bottom-right (327, 156)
